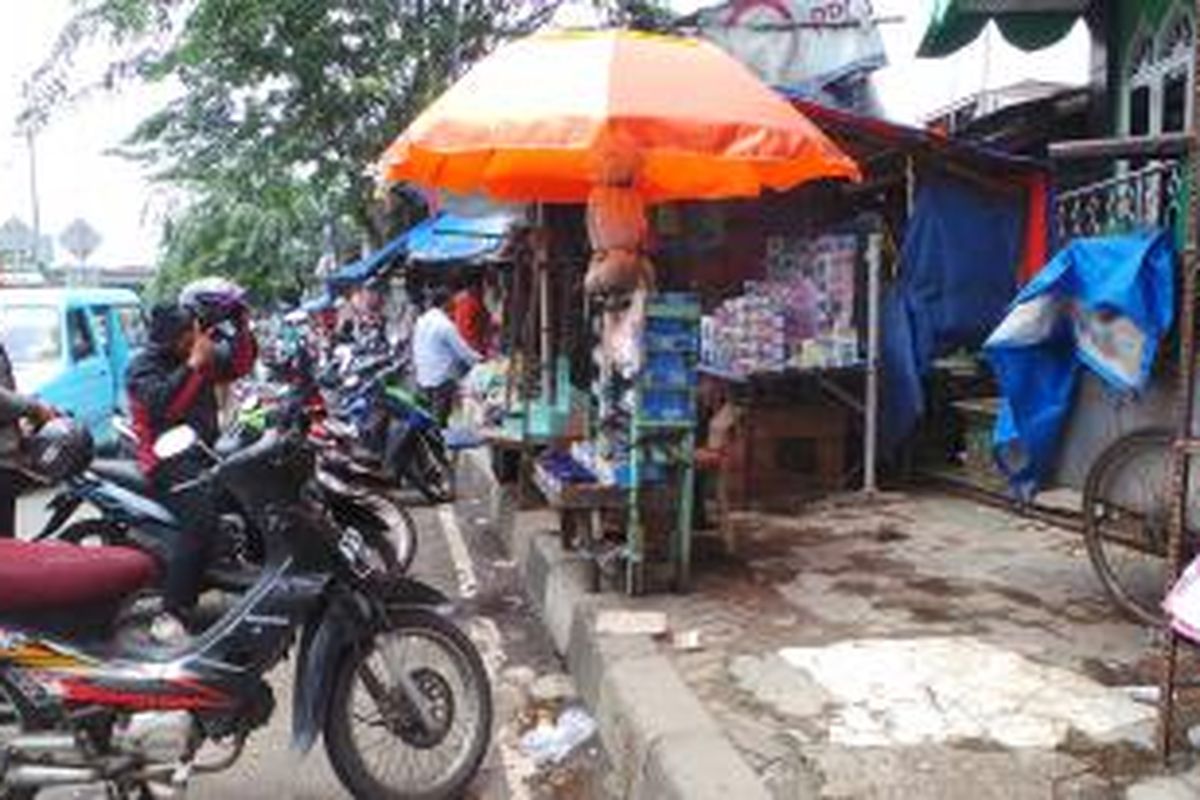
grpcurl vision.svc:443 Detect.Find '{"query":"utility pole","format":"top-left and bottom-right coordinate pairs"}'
top-left (25, 128), bottom-right (43, 276)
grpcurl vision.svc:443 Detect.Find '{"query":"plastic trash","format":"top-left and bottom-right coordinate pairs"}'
top-left (519, 706), bottom-right (598, 766)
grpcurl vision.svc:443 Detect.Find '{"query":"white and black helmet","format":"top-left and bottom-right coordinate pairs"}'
top-left (180, 277), bottom-right (249, 327)
top-left (25, 417), bottom-right (94, 483)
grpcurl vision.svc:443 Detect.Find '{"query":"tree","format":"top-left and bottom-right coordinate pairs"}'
top-left (25, 0), bottom-right (563, 302)
top-left (26, 0), bottom-right (676, 303)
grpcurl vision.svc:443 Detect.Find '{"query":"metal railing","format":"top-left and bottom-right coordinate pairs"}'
top-left (1054, 159), bottom-right (1187, 243)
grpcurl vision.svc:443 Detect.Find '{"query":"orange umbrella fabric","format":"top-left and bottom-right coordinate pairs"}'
top-left (380, 30), bottom-right (860, 204)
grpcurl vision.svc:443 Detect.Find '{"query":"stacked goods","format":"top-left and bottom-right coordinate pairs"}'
top-left (702, 233), bottom-right (861, 376)
top-left (706, 289), bottom-right (788, 374)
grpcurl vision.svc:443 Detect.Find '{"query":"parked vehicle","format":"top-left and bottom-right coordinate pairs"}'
top-left (0, 423), bottom-right (492, 800)
top-left (36, 399), bottom-right (418, 585)
top-left (0, 287), bottom-right (144, 444)
top-left (327, 360), bottom-right (454, 504)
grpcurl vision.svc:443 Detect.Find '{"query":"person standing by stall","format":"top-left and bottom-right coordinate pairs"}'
top-left (413, 285), bottom-right (481, 426)
top-left (451, 274), bottom-right (491, 356)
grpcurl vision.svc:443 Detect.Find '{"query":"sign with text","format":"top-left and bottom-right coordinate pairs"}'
top-left (693, 0), bottom-right (886, 95)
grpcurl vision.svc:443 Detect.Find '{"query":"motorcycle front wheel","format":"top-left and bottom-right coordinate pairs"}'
top-left (324, 608), bottom-right (492, 800)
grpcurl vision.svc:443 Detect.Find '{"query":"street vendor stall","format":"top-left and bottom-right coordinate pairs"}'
top-left (630, 103), bottom-right (1052, 517)
top-left (377, 28), bottom-right (859, 594)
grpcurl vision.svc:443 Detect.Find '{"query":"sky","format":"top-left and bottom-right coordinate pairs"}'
top-left (0, 0), bottom-right (1091, 268)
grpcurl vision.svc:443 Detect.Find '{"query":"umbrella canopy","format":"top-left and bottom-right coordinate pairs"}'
top-left (379, 29), bottom-right (859, 204)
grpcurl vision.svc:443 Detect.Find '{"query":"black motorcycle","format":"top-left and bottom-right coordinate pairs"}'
top-left (36, 404), bottom-right (418, 586)
top-left (0, 425), bottom-right (491, 799)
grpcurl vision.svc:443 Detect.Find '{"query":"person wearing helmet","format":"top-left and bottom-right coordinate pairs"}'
top-left (0, 340), bottom-right (58, 537)
top-left (125, 289), bottom-right (257, 623)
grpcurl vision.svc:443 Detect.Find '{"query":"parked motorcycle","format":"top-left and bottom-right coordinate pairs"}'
top-left (0, 423), bottom-right (492, 800)
top-left (328, 363), bottom-right (454, 504)
top-left (35, 399), bottom-right (417, 588)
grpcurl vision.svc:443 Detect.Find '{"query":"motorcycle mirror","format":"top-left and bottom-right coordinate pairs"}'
top-left (153, 426), bottom-right (199, 462)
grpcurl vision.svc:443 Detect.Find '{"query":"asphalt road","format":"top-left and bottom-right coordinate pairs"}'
top-left (14, 486), bottom-right (611, 799)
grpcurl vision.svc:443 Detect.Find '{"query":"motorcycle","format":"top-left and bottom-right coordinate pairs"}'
top-left (0, 424), bottom-right (492, 800)
top-left (328, 363), bottom-right (454, 505)
top-left (35, 399), bottom-right (418, 587)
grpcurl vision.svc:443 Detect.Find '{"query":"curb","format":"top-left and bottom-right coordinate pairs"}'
top-left (462, 449), bottom-right (771, 800)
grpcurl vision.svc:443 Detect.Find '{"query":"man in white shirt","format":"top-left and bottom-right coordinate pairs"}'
top-left (412, 285), bottom-right (482, 426)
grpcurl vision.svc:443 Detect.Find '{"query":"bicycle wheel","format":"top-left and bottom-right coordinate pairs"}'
top-left (1082, 428), bottom-right (1180, 626)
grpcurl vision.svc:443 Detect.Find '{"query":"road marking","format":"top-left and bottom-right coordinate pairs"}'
top-left (437, 502), bottom-right (534, 800)
top-left (438, 503), bottom-right (478, 598)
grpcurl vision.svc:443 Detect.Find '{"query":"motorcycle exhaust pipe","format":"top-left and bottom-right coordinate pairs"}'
top-left (7, 732), bottom-right (78, 755)
top-left (6, 764), bottom-right (101, 787)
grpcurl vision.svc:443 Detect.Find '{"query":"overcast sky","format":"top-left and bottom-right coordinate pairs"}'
top-left (0, 0), bottom-right (1090, 267)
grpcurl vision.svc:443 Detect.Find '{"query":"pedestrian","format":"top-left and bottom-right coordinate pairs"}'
top-left (451, 273), bottom-right (491, 355)
top-left (0, 339), bottom-right (58, 538)
top-left (412, 284), bottom-right (482, 426)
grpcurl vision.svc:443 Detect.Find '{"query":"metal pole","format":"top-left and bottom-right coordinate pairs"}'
top-left (1156, 0), bottom-right (1200, 761)
top-left (537, 204), bottom-right (553, 403)
top-left (26, 129), bottom-right (41, 275)
top-left (864, 232), bottom-right (882, 495)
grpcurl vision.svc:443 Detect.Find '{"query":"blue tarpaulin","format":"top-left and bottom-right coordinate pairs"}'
top-left (881, 173), bottom-right (1024, 456)
top-left (985, 230), bottom-right (1175, 499)
top-left (406, 211), bottom-right (515, 264)
top-left (326, 211), bottom-right (516, 290)
top-left (300, 291), bottom-right (334, 313)
top-left (326, 230), bottom-right (409, 289)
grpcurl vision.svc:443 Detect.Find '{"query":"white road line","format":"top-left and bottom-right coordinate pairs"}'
top-left (438, 503), bottom-right (478, 598)
top-left (437, 502), bottom-right (534, 800)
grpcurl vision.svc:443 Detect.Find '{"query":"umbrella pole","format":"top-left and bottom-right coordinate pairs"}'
top-left (864, 231), bottom-right (882, 496)
top-left (538, 203), bottom-right (553, 403)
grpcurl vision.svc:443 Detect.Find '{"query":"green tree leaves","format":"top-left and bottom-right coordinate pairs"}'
top-left (27, 0), bottom-right (674, 303)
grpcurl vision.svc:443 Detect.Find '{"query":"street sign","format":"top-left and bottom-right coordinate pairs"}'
top-left (0, 217), bottom-right (34, 253)
top-left (60, 218), bottom-right (102, 263)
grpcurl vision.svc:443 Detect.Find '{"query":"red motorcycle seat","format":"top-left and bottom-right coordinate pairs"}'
top-left (0, 540), bottom-right (157, 613)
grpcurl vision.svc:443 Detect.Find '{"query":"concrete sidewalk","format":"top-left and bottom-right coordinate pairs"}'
top-left (461, 449), bottom-right (1200, 799)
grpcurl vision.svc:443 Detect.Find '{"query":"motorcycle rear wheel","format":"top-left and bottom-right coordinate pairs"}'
top-left (324, 608), bottom-right (492, 800)
top-left (404, 433), bottom-right (454, 505)
top-left (366, 500), bottom-right (418, 576)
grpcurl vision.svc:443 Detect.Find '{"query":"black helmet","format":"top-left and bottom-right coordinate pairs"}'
top-left (25, 417), bottom-right (94, 483)
top-left (180, 277), bottom-right (248, 326)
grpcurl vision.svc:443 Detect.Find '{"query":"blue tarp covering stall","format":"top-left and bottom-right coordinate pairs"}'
top-left (406, 211), bottom-right (515, 265)
top-left (325, 229), bottom-right (409, 290)
top-left (880, 172), bottom-right (1025, 457)
top-left (326, 211), bottom-right (517, 291)
top-left (985, 230), bottom-right (1175, 499)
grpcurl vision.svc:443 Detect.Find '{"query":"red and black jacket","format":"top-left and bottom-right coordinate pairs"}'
top-left (126, 328), bottom-right (256, 476)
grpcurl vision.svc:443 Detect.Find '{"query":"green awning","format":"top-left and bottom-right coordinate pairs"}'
top-left (918, 0), bottom-right (1088, 58)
